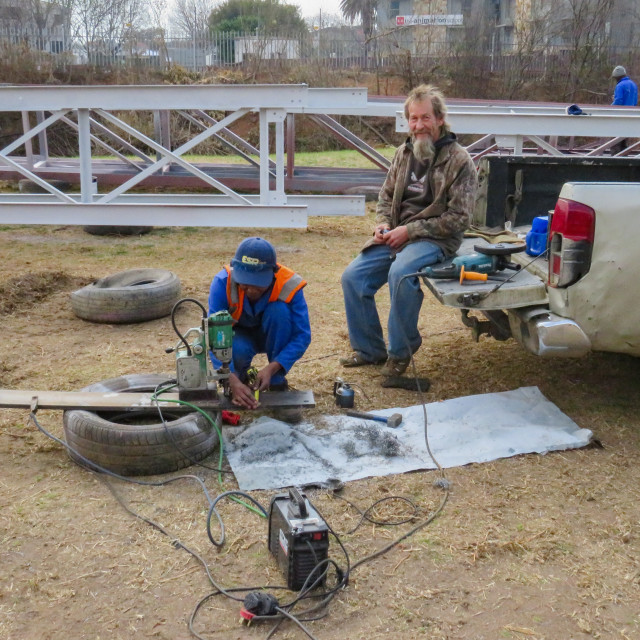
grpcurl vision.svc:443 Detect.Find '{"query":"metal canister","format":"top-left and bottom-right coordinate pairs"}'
top-left (334, 383), bottom-right (355, 408)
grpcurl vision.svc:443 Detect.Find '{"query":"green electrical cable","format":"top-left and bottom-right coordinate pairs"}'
top-left (151, 389), bottom-right (266, 518)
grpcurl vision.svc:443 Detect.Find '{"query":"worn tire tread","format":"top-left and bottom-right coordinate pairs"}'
top-left (62, 374), bottom-right (219, 476)
top-left (70, 269), bottom-right (181, 324)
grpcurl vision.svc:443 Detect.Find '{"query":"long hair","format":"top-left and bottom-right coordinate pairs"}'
top-left (404, 84), bottom-right (451, 135)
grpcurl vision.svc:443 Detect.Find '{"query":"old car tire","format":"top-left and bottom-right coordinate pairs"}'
top-left (63, 374), bottom-right (220, 476)
top-left (70, 268), bottom-right (181, 324)
top-left (83, 225), bottom-right (154, 236)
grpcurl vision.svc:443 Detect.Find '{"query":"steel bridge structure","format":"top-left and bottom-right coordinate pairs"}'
top-left (1, 84), bottom-right (639, 229)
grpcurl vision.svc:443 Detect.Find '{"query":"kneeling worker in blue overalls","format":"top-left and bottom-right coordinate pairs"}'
top-left (208, 237), bottom-right (311, 409)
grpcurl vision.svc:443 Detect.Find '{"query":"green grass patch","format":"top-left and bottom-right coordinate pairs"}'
top-left (90, 148), bottom-right (395, 169)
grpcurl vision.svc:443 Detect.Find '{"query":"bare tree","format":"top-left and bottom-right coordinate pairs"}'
top-left (551, 0), bottom-right (615, 98)
top-left (305, 11), bottom-right (346, 30)
top-left (24, 0), bottom-right (57, 45)
top-left (71, 0), bottom-right (147, 63)
top-left (170, 0), bottom-right (212, 37)
top-left (144, 0), bottom-right (169, 64)
top-left (501, 0), bottom-right (556, 98)
top-left (1, 0), bottom-right (71, 50)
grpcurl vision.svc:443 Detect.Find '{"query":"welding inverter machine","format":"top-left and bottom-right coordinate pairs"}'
top-left (268, 487), bottom-right (329, 591)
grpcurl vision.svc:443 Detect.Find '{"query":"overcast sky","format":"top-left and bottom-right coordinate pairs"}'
top-left (293, 0), bottom-right (344, 21)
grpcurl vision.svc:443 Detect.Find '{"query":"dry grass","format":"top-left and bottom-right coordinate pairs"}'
top-left (0, 209), bottom-right (639, 640)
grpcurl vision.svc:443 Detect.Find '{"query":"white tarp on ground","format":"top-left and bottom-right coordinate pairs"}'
top-left (221, 386), bottom-right (593, 491)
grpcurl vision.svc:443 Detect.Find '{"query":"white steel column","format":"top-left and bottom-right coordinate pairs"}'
top-left (21, 112), bottom-right (34, 169)
top-left (259, 108), bottom-right (269, 203)
top-left (273, 109), bottom-right (286, 205)
top-left (77, 109), bottom-right (93, 203)
top-left (258, 108), bottom-right (287, 205)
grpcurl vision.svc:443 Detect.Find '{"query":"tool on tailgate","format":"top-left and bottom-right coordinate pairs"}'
top-left (422, 242), bottom-right (525, 283)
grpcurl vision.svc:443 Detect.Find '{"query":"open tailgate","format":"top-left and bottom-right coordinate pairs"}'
top-left (419, 238), bottom-right (548, 311)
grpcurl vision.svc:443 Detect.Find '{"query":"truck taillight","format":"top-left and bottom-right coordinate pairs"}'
top-left (548, 198), bottom-right (595, 288)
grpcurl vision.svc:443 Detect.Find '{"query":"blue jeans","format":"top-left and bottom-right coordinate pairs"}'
top-left (341, 241), bottom-right (444, 361)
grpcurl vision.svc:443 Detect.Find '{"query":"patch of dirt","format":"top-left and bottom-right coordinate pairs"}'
top-left (0, 216), bottom-right (639, 640)
top-left (0, 271), bottom-right (90, 316)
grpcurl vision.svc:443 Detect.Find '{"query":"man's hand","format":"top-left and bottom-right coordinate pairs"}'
top-left (373, 224), bottom-right (390, 243)
top-left (382, 225), bottom-right (410, 249)
top-left (229, 373), bottom-right (259, 409)
top-left (255, 362), bottom-right (283, 391)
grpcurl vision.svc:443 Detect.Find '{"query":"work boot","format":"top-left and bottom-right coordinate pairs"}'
top-left (379, 357), bottom-right (411, 377)
top-left (339, 352), bottom-right (386, 367)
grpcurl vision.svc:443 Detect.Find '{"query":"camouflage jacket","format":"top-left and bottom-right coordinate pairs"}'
top-left (368, 135), bottom-right (478, 257)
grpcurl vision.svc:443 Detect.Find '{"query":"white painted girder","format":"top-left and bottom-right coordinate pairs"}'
top-left (396, 110), bottom-right (640, 137)
top-left (0, 85), bottom-right (375, 225)
top-left (0, 85), bottom-right (368, 112)
top-left (0, 194), bottom-right (364, 217)
top-left (0, 202), bottom-right (308, 228)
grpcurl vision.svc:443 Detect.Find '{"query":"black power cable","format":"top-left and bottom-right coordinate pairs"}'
top-left (30, 405), bottom-right (449, 640)
top-left (27, 266), bottom-right (455, 640)
top-left (28, 408), bottom-right (343, 639)
top-left (170, 297), bottom-right (207, 356)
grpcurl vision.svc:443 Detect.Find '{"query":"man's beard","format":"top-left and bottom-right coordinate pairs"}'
top-left (412, 136), bottom-right (436, 164)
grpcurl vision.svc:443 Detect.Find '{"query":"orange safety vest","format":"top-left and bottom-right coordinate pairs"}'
top-left (224, 264), bottom-right (306, 322)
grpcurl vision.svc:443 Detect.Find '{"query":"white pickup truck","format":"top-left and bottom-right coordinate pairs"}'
top-left (422, 181), bottom-right (639, 358)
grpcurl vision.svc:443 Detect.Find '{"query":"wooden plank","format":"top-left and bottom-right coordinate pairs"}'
top-left (0, 389), bottom-right (315, 412)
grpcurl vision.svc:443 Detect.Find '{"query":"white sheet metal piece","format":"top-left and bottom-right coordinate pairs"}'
top-left (222, 386), bottom-right (593, 491)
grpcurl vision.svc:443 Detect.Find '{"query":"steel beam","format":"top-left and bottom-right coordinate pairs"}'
top-left (0, 202), bottom-right (308, 227)
top-left (397, 108), bottom-right (640, 138)
top-left (0, 193), bottom-right (364, 216)
top-left (1, 84), bottom-right (308, 111)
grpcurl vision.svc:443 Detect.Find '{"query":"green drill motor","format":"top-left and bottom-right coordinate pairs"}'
top-left (422, 243), bottom-right (525, 280)
top-left (169, 298), bottom-right (234, 399)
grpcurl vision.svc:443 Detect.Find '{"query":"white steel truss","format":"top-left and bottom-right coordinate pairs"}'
top-left (0, 85), bottom-right (369, 227)
top-left (1, 85), bottom-right (640, 229)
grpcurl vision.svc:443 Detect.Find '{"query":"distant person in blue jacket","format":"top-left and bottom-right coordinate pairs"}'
top-left (611, 66), bottom-right (638, 106)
